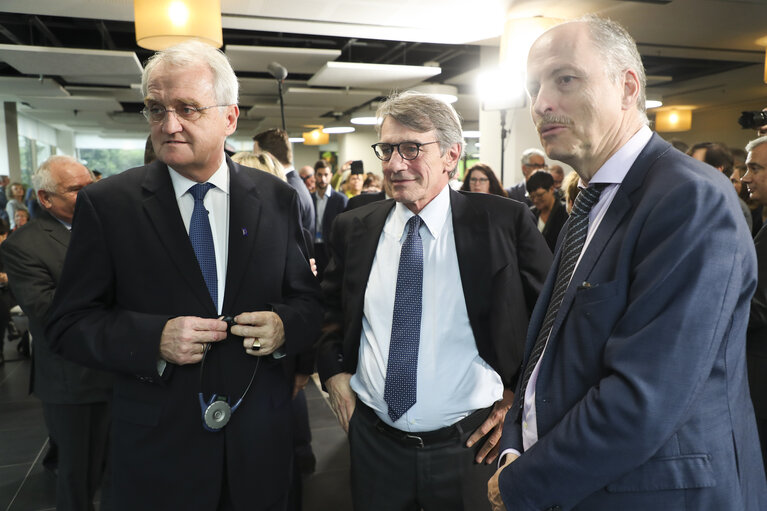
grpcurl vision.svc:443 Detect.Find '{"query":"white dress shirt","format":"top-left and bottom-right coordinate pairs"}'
top-left (518, 125), bottom-right (653, 453)
top-left (350, 184), bottom-right (504, 432)
top-left (168, 159), bottom-right (230, 315)
top-left (314, 186), bottom-right (331, 242)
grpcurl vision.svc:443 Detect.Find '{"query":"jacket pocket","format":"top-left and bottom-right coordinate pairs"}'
top-left (606, 454), bottom-right (716, 492)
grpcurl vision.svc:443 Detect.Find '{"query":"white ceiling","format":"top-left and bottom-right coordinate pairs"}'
top-left (0, 0), bottom-right (765, 141)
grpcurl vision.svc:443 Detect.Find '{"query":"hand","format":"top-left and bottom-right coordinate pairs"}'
top-left (466, 389), bottom-right (514, 464)
top-left (309, 257), bottom-right (318, 277)
top-left (488, 452), bottom-right (518, 511)
top-left (293, 373), bottom-right (311, 398)
top-left (325, 372), bottom-right (356, 432)
top-left (0, 272), bottom-right (7, 285)
top-left (232, 311), bottom-right (285, 356)
top-left (159, 316), bottom-right (228, 365)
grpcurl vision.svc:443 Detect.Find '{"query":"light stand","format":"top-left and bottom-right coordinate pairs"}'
top-left (267, 61), bottom-right (288, 131)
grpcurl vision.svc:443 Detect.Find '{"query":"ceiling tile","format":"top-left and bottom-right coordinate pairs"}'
top-left (0, 44), bottom-right (142, 77)
top-left (307, 62), bottom-right (441, 89)
top-left (20, 96), bottom-right (123, 112)
top-left (0, 77), bottom-right (68, 98)
top-left (226, 45), bottom-right (341, 75)
top-left (284, 87), bottom-right (382, 109)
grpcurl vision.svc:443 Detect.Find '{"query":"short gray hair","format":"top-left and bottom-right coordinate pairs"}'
top-left (521, 148), bottom-right (546, 165)
top-left (746, 136), bottom-right (767, 154)
top-left (141, 40), bottom-right (238, 106)
top-left (32, 155), bottom-right (88, 193)
top-left (573, 15), bottom-right (648, 124)
top-left (376, 91), bottom-right (464, 177)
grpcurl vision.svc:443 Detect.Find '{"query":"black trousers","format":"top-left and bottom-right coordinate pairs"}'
top-left (42, 400), bottom-right (111, 511)
top-left (349, 401), bottom-right (495, 511)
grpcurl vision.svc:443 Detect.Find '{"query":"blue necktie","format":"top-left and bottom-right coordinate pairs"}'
top-left (384, 215), bottom-right (423, 422)
top-left (188, 183), bottom-right (217, 307)
top-left (513, 185), bottom-right (604, 419)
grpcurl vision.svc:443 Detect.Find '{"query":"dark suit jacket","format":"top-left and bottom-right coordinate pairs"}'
top-left (314, 189), bottom-right (347, 243)
top-left (286, 168), bottom-right (316, 236)
top-left (344, 190), bottom-right (385, 211)
top-left (506, 181), bottom-right (531, 206)
top-left (531, 199), bottom-right (569, 252)
top-left (1, 211), bottom-right (112, 404)
top-left (317, 188), bottom-right (551, 391)
top-left (499, 134), bottom-right (767, 510)
top-left (748, 223), bottom-right (767, 419)
top-left (46, 158), bottom-right (324, 510)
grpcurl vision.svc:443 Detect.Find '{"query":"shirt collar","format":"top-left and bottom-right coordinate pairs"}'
top-left (393, 183), bottom-right (451, 240)
top-left (316, 185), bottom-right (332, 199)
top-left (168, 158), bottom-right (230, 199)
top-left (584, 125), bottom-right (653, 187)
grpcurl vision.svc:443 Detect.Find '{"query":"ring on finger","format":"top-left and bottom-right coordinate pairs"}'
top-left (250, 338), bottom-right (261, 351)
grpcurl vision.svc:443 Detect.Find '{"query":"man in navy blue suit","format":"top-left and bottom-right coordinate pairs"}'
top-left (489, 15), bottom-right (767, 511)
top-left (312, 159), bottom-right (347, 280)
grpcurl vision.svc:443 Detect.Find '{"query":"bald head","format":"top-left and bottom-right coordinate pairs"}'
top-left (34, 155), bottom-right (93, 224)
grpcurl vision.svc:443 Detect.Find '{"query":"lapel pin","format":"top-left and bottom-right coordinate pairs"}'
top-left (241, 227), bottom-right (248, 236)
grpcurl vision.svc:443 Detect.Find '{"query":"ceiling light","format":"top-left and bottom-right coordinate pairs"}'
top-left (134, 0), bottom-right (223, 50)
top-left (351, 116), bottom-right (380, 125)
top-left (410, 84), bottom-right (458, 104)
top-left (289, 137), bottom-right (305, 144)
top-left (645, 99), bottom-right (663, 109)
top-left (654, 108), bottom-right (692, 132)
top-left (302, 129), bottom-right (329, 145)
top-left (322, 119), bottom-right (355, 134)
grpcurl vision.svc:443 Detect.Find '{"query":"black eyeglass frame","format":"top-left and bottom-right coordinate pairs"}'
top-left (371, 141), bottom-right (440, 161)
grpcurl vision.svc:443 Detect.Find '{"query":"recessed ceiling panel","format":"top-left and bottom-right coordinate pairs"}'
top-left (0, 44), bottom-right (142, 77)
top-left (67, 86), bottom-right (143, 103)
top-left (246, 103), bottom-right (330, 119)
top-left (284, 87), bottom-right (382, 109)
top-left (238, 77), bottom-right (304, 95)
top-left (308, 62), bottom-right (442, 90)
top-left (20, 96), bottom-right (123, 112)
top-left (0, 77), bottom-right (69, 98)
top-left (62, 75), bottom-right (141, 87)
top-left (226, 45), bottom-right (341, 75)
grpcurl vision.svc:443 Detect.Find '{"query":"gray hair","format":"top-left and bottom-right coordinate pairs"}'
top-left (141, 40), bottom-right (238, 106)
top-left (521, 148), bottom-right (546, 165)
top-left (32, 155), bottom-right (88, 193)
top-left (376, 91), bottom-right (464, 177)
top-left (746, 136), bottom-right (767, 154)
top-left (572, 14), bottom-right (648, 125)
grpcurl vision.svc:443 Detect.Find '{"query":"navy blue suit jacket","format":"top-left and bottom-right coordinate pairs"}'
top-left (313, 189), bottom-right (347, 245)
top-left (499, 134), bottom-right (767, 510)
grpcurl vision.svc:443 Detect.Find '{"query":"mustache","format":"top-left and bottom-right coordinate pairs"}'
top-left (536, 114), bottom-right (573, 130)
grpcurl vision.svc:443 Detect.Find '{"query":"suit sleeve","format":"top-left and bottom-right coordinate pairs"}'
top-left (1, 234), bottom-right (56, 325)
top-left (514, 204), bottom-right (553, 316)
top-left (45, 189), bottom-right (172, 377)
top-left (500, 178), bottom-right (753, 509)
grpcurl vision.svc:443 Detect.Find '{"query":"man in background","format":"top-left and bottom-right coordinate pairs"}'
top-left (2, 155), bottom-right (112, 511)
top-left (312, 159), bottom-right (346, 280)
top-left (505, 148), bottom-right (546, 205)
top-left (299, 165), bottom-right (316, 194)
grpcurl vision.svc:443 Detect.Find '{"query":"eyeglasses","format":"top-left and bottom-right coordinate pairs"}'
top-left (469, 177), bottom-right (489, 183)
top-left (141, 103), bottom-right (229, 123)
top-left (371, 141), bottom-right (440, 161)
top-left (524, 162), bottom-right (546, 169)
top-left (529, 190), bottom-right (551, 200)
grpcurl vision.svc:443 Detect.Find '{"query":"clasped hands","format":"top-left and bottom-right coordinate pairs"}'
top-left (159, 312), bottom-right (285, 365)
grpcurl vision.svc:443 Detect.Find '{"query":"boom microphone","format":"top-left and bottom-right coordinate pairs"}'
top-left (267, 62), bottom-right (288, 81)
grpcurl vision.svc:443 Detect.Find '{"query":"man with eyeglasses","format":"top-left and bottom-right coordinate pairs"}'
top-left (505, 148), bottom-right (547, 205)
top-left (46, 40), bottom-right (323, 511)
top-left (317, 91), bottom-right (551, 510)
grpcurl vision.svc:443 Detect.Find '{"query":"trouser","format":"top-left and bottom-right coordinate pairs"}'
top-left (42, 400), bottom-right (111, 511)
top-left (349, 400), bottom-right (495, 511)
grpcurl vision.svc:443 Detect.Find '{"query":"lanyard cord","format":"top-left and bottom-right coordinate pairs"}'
top-left (198, 342), bottom-right (260, 414)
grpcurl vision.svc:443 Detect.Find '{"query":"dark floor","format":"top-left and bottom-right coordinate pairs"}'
top-left (0, 340), bottom-right (352, 511)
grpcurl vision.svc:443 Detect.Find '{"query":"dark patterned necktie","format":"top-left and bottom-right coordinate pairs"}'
top-left (515, 185), bottom-right (605, 416)
top-left (188, 183), bottom-right (217, 307)
top-left (384, 215), bottom-right (423, 421)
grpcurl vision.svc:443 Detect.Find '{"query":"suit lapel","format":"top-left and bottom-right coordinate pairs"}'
top-left (39, 212), bottom-right (71, 248)
top-left (451, 190), bottom-right (491, 325)
top-left (223, 159), bottom-right (261, 313)
top-left (141, 161), bottom-right (216, 314)
top-left (546, 133), bottom-right (671, 344)
top-left (347, 200), bottom-right (394, 310)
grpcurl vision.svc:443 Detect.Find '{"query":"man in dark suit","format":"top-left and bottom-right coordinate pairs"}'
top-left (45, 41), bottom-right (323, 510)
top-left (741, 135), bottom-right (767, 474)
top-left (318, 91), bottom-right (551, 510)
top-left (345, 190), bottom-right (386, 211)
top-left (253, 128), bottom-right (316, 238)
top-left (489, 16), bottom-right (766, 510)
top-left (505, 148), bottom-right (546, 205)
top-left (2, 155), bottom-right (112, 511)
top-left (312, 159), bottom-right (347, 280)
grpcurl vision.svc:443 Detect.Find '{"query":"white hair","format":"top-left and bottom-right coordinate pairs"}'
top-left (746, 136), bottom-right (767, 153)
top-left (521, 148), bottom-right (546, 165)
top-left (33, 155), bottom-right (87, 192)
top-left (141, 40), bottom-right (238, 106)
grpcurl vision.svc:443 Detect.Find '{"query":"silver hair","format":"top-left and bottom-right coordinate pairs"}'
top-left (521, 148), bottom-right (546, 165)
top-left (746, 136), bottom-right (767, 153)
top-left (141, 40), bottom-right (238, 106)
top-left (32, 155), bottom-right (89, 193)
top-left (571, 14), bottom-right (648, 125)
top-left (376, 91), bottom-right (464, 178)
